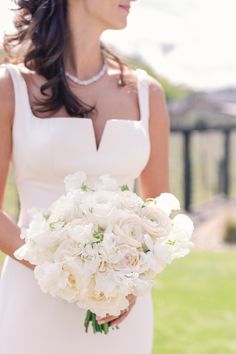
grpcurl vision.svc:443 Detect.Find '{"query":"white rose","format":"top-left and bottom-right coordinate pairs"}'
top-left (141, 204), bottom-right (171, 239)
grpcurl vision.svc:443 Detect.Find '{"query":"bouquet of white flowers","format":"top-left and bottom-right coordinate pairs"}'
top-left (14, 171), bottom-right (194, 334)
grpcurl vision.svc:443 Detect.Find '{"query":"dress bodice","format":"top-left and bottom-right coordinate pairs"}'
top-left (2, 63), bottom-right (151, 227)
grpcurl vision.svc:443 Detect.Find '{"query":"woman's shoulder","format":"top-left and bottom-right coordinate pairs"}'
top-left (0, 63), bottom-right (15, 126)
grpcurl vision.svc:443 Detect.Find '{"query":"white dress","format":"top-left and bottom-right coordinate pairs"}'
top-left (0, 63), bottom-right (154, 354)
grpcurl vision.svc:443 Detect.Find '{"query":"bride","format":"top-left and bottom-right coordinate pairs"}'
top-left (0, 0), bottom-right (170, 353)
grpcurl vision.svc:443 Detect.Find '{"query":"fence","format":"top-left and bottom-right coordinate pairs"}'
top-left (170, 124), bottom-right (236, 211)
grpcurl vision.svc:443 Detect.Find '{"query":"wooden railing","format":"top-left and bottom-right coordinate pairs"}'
top-left (171, 124), bottom-right (236, 211)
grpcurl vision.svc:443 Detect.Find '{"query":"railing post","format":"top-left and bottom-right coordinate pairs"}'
top-left (223, 129), bottom-right (231, 197)
top-left (183, 130), bottom-right (192, 211)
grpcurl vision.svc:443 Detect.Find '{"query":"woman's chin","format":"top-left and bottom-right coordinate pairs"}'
top-left (109, 19), bottom-right (128, 30)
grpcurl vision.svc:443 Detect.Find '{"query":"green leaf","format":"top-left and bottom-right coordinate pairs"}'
top-left (120, 184), bottom-right (129, 192)
top-left (166, 239), bottom-right (176, 246)
top-left (49, 222), bottom-right (57, 230)
top-left (93, 230), bottom-right (104, 241)
top-left (80, 183), bottom-right (88, 191)
top-left (84, 310), bottom-right (92, 333)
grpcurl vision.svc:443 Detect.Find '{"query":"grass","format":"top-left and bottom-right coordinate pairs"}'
top-left (152, 249), bottom-right (236, 354)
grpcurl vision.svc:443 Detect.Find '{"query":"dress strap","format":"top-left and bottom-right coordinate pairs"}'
top-left (1, 63), bottom-right (32, 120)
top-left (136, 68), bottom-right (150, 129)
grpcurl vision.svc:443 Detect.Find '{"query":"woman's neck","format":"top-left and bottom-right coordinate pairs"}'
top-left (64, 5), bottom-right (105, 80)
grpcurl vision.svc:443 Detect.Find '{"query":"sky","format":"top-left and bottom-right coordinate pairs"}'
top-left (0, 0), bottom-right (235, 91)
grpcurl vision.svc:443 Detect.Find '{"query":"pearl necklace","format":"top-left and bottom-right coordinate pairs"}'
top-left (65, 62), bottom-right (108, 86)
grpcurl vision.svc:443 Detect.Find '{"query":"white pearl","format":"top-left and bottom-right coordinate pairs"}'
top-left (65, 62), bottom-right (108, 86)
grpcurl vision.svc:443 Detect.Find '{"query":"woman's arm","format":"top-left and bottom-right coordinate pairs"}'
top-left (0, 66), bottom-right (34, 271)
top-left (138, 76), bottom-right (170, 199)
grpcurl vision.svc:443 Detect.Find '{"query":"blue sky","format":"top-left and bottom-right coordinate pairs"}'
top-left (0, 0), bottom-right (235, 91)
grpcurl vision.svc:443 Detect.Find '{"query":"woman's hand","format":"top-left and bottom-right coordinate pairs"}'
top-left (96, 294), bottom-right (137, 327)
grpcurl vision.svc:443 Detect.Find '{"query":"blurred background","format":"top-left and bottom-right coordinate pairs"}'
top-left (0, 0), bottom-right (236, 353)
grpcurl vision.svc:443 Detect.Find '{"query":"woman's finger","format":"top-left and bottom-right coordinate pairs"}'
top-left (97, 308), bottom-right (128, 324)
top-left (96, 294), bottom-right (136, 324)
top-left (110, 309), bottom-right (130, 326)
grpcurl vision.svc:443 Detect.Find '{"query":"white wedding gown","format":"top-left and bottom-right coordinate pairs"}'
top-left (0, 63), bottom-right (154, 354)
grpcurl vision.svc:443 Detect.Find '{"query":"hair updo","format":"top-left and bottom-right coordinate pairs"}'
top-left (3, 0), bottom-right (130, 118)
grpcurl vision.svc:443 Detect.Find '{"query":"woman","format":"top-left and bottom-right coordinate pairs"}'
top-left (0, 0), bottom-right (170, 353)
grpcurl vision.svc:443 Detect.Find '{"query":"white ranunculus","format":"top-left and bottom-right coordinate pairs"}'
top-left (113, 213), bottom-right (143, 243)
top-left (153, 193), bottom-right (180, 216)
top-left (171, 214), bottom-right (194, 241)
top-left (109, 244), bottom-right (141, 271)
top-left (81, 191), bottom-right (119, 228)
top-left (154, 241), bottom-right (174, 265)
top-left (64, 170), bottom-right (87, 193)
top-left (141, 204), bottom-right (171, 239)
top-left (164, 215), bottom-right (194, 261)
top-left (118, 190), bottom-right (144, 212)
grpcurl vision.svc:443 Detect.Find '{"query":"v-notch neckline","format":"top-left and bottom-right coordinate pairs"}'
top-left (11, 64), bottom-right (144, 153)
top-left (89, 117), bottom-right (110, 152)
top-left (84, 118), bottom-right (142, 152)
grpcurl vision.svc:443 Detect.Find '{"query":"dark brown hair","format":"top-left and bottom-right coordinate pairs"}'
top-left (3, 0), bottom-right (130, 118)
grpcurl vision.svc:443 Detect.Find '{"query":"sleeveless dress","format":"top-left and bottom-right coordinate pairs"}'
top-left (0, 63), bottom-right (154, 354)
